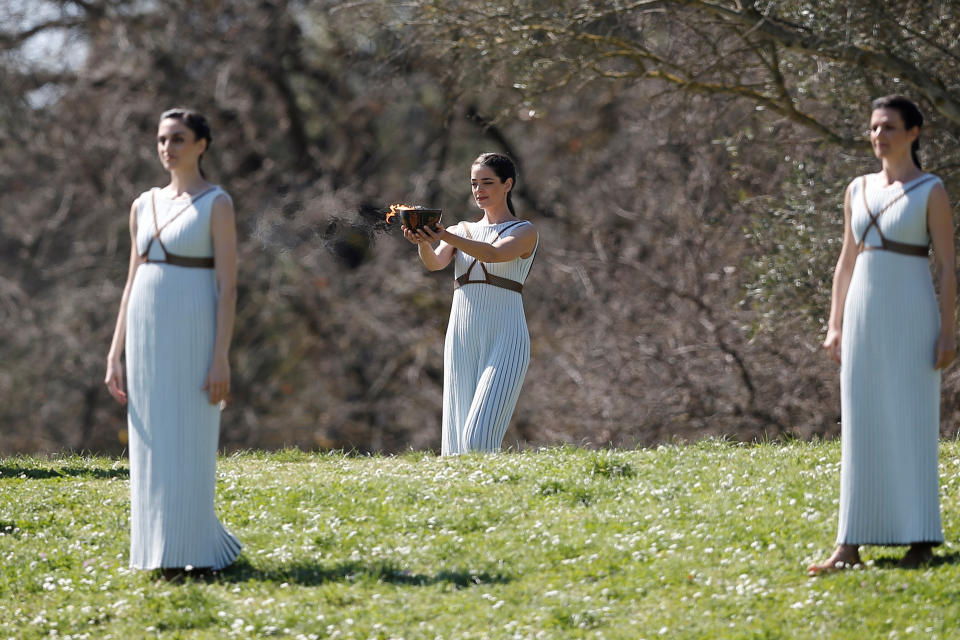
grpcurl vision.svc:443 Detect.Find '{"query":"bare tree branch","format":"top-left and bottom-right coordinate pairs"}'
top-left (514, 21), bottom-right (858, 147)
top-left (0, 18), bottom-right (85, 50)
top-left (686, 1), bottom-right (960, 125)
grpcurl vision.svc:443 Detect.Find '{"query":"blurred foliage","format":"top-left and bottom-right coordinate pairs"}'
top-left (742, 160), bottom-right (850, 335)
top-left (2, 0), bottom-right (960, 454)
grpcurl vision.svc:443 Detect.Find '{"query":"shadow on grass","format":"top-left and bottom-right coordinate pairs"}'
top-left (870, 551), bottom-right (960, 570)
top-left (0, 521), bottom-right (24, 536)
top-left (213, 556), bottom-right (511, 588)
top-left (0, 465), bottom-right (129, 480)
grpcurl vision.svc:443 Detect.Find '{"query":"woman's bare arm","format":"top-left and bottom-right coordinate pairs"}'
top-left (411, 222), bottom-right (537, 264)
top-left (927, 182), bottom-right (956, 369)
top-left (404, 223), bottom-right (459, 271)
top-left (823, 183), bottom-right (858, 365)
top-left (105, 200), bottom-right (143, 405)
top-left (203, 193), bottom-right (238, 405)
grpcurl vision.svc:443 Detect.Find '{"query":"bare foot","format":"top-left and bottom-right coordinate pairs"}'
top-left (898, 544), bottom-right (933, 569)
top-left (808, 544), bottom-right (861, 575)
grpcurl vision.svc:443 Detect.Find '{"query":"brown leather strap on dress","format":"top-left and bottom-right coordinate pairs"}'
top-left (454, 263), bottom-right (524, 293)
top-left (857, 175), bottom-right (936, 257)
top-left (859, 240), bottom-right (929, 257)
top-left (141, 236), bottom-right (216, 268)
top-left (141, 187), bottom-right (218, 268)
top-left (494, 220), bottom-right (528, 239)
top-left (158, 253), bottom-right (215, 268)
top-left (452, 221), bottom-right (526, 293)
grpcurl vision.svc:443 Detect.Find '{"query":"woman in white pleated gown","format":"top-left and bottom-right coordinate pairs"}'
top-left (404, 153), bottom-right (539, 454)
top-left (105, 108), bottom-right (241, 576)
top-left (811, 96), bottom-right (955, 574)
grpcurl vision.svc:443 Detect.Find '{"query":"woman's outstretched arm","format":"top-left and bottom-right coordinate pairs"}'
top-left (404, 223), bottom-right (459, 271)
top-left (410, 222), bottom-right (537, 264)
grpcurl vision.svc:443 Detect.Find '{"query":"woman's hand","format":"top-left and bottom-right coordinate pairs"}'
top-left (203, 356), bottom-right (231, 407)
top-left (823, 328), bottom-right (842, 365)
top-left (104, 357), bottom-right (127, 405)
top-left (402, 223), bottom-right (445, 245)
top-left (401, 225), bottom-right (425, 244)
top-left (407, 223), bottom-right (456, 271)
top-left (934, 331), bottom-right (956, 370)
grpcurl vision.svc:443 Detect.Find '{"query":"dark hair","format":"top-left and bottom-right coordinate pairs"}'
top-left (160, 107), bottom-right (212, 177)
top-left (871, 95), bottom-right (924, 169)
top-left (473, 152), bottom-right (518, 216)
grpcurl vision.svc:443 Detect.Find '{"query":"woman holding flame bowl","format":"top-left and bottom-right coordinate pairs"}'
top-left (404, 153), bottom-right (539, 454)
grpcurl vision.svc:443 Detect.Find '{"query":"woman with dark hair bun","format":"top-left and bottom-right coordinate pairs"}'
top-left (404, 152), bottom-right (539, 454)
top-left (105, 108), bottom-right (241, 578)
top-left (810, 96), bottom-right (955, 573)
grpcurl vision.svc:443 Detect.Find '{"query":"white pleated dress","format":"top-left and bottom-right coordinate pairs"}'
top-left (125, 186), bottom-right (241, 570)
top-left (837, 173), bottom-right (943, 546)
top-left (441, 220), bottom-right (538, 455)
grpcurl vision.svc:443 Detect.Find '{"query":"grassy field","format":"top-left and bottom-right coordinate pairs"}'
top-left (2, 440), bottom-right (960, 639)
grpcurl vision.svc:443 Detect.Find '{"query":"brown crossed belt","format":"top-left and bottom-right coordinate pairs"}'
top-left (454, 263), bottom-right (524, 293)
top-left (857, 175), bottom-right (937, 258)
top-left (141, 187), bottom-right (218, 268)
top-left (453, 220), bottom-right (530, 293)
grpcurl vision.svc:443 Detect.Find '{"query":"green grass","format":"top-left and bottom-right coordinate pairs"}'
top-left (3, 440), bottom-right (960, 639)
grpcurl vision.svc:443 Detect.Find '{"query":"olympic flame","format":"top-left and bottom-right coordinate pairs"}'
top-left (385, 203), bottom-right (416, 224)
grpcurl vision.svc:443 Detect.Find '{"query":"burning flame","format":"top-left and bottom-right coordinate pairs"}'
top-left (385, 203), bottom-right (417, 224)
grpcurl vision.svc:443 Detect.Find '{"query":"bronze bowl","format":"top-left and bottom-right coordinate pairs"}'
top-left (394, 207), bottom-right (442, 231)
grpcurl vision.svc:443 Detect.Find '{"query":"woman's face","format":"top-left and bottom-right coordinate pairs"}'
top-left (471, 164), bottom-right (512, 210)
top-left (157, 118), bottom-right (206, 173)
top-left (869, 107), bottom-right (917, 162)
